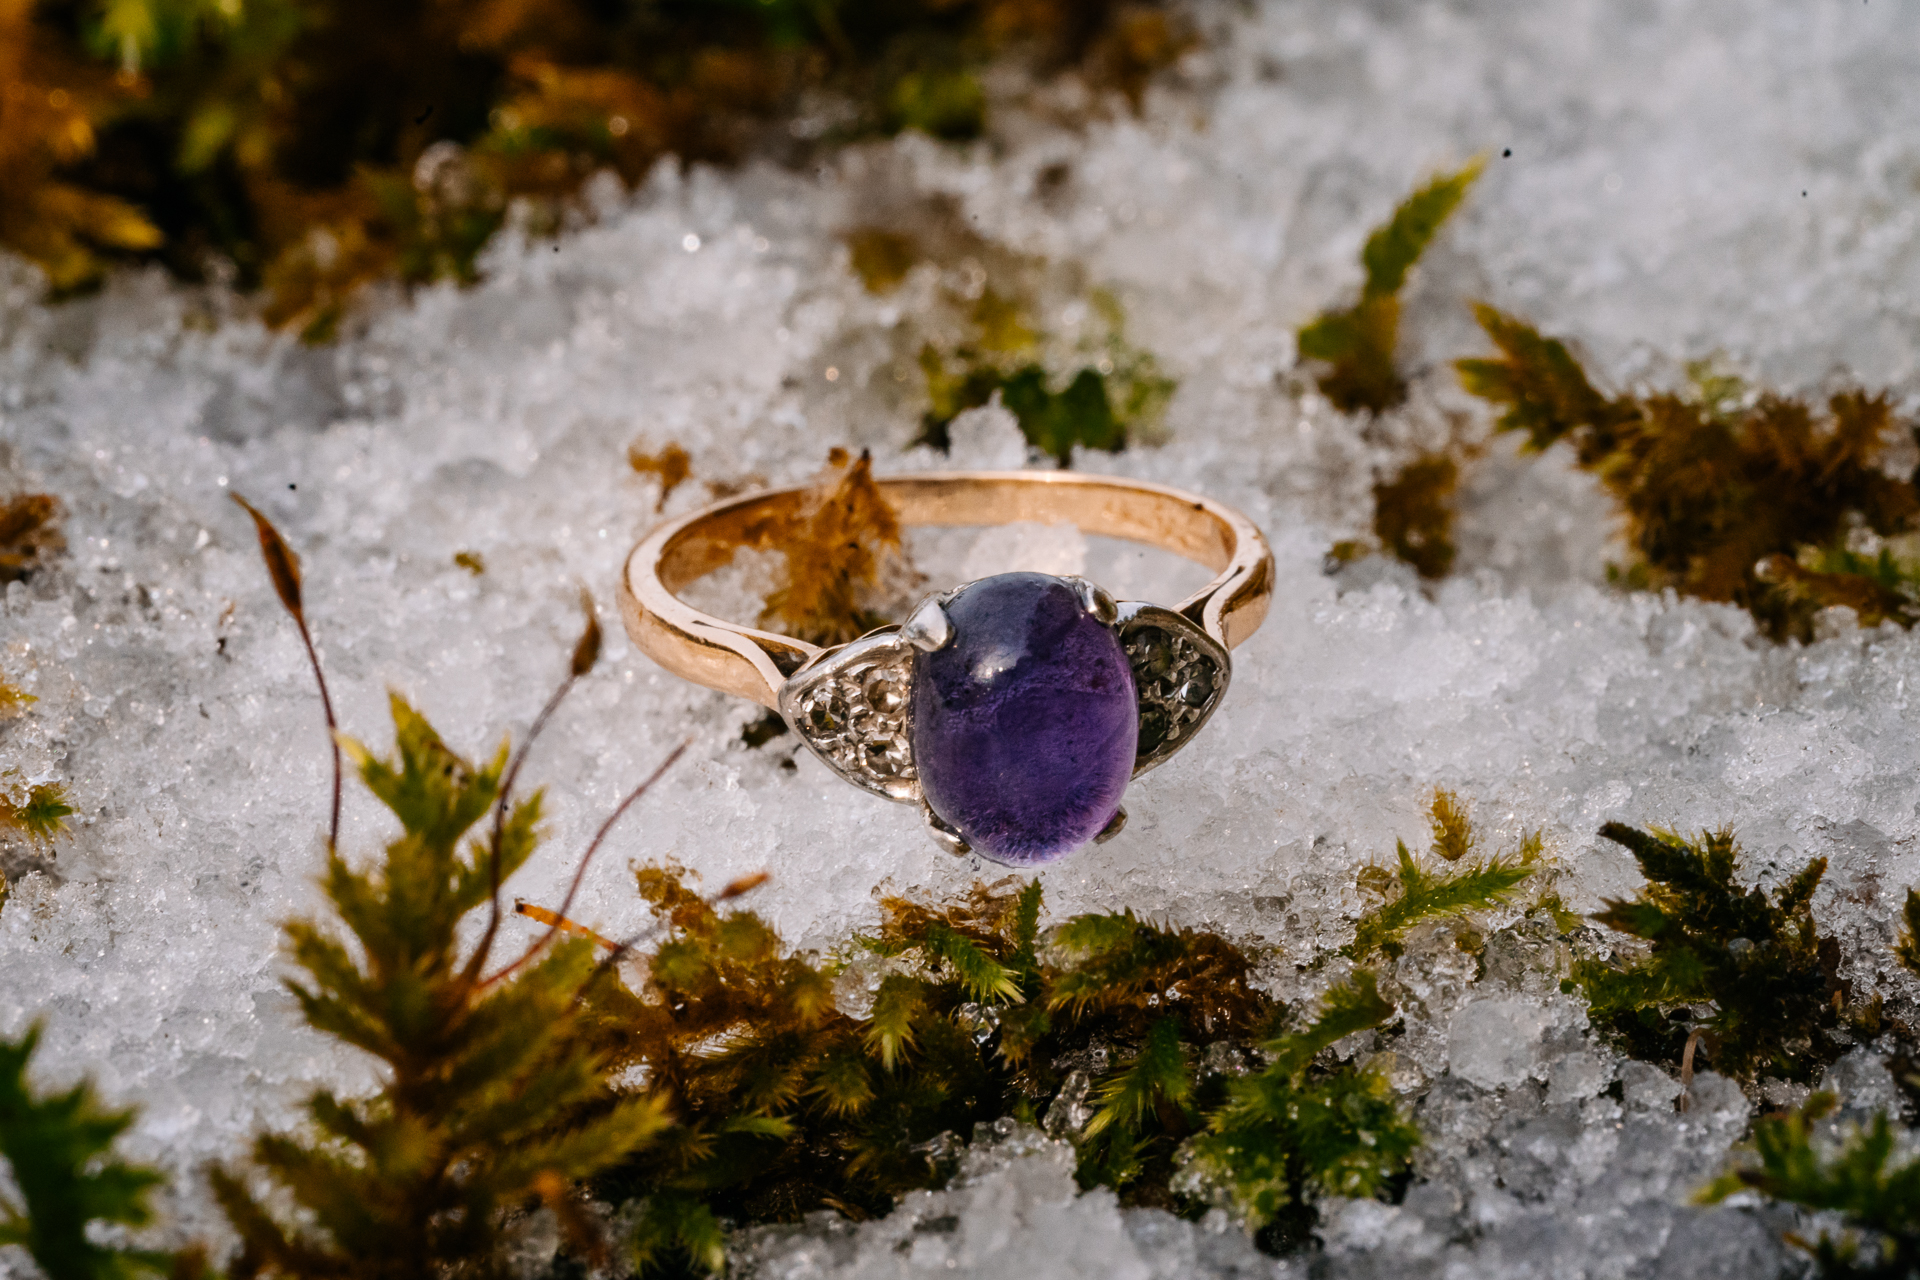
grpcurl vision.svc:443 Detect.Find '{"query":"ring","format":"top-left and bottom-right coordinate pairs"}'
top-left (619, 472), bottom-right (1274, 866)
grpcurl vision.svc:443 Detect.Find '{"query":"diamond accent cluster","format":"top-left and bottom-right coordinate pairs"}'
top-left (782, 634), bottom-right (919, 802)
top-left (1119, 606), bottom-right (1229, 775)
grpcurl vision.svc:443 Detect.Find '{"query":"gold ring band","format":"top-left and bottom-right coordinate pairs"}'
top-left (618, 470), bottom-right (1275, 710)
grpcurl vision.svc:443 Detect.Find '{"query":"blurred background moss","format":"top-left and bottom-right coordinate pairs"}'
top-left (0, 0), bottom-right (1189, 339)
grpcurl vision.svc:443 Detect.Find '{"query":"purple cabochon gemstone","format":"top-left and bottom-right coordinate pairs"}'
top-left (910, 572), bottom-right (1138, 865)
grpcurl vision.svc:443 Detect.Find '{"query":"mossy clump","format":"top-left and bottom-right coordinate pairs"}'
top-left (1370, 451), bottom-right (1464, 579)
top-left (917, 286), bottom-right (1175, 466)
top-left (211, 695), bottom-right (674, 1279)
top-left (1569, 822), bottom-right (1850, 1082)
top-left (757, 448), bottom-right (917, 647)
top-left (573, 867), bottom-right (1434, 1269)
top-left (1297, 161), bottom-right (1482, 414)
top-left (0, 494), bottom-right (64, 584)
top-left (1347, 790), bottom-right (1541, 961)
top-left (0, 781), bottom-right (77, 850)
top-left (1700, 1093), bottom-right (1920, 1279)
top-left (0, 1021), bottom-right (193, 1280)
top-left (1457, 308), bottom-right (1920, 641)
top-left (4, 0), bottom-right (1190, 324)
top-left (1182, 971), bottom-right (1421, 1247)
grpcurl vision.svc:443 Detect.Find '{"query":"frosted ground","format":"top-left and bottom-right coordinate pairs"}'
top-left (5, 0), bottom-right (1920, 1275)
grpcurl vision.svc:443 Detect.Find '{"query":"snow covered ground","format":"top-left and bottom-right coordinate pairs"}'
top-left (6, 0), bottom-right (1920, 1274)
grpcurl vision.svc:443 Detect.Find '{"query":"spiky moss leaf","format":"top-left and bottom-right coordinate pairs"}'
top-left (866, 972), bottom-right (927, 1071)
top-left (217, 699), bottom-right (670, 1279)
top-left (1573, 822), bottom-right (1844, 1081)
top-left (1699, 1093), bottom-right (1920, 1274)
top-left (1085, 1016), bottom-right (1192, 1140)
top-left (921, 921), bottom-right (1023, 1004)
top-left (0, 1023), bottom-right (178, 1280)
top-left (1298, 161), bottom-right (1481, 413)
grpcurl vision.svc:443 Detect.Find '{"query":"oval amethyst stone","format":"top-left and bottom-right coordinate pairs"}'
top-left (910, 572), bottom-right (1138, 865)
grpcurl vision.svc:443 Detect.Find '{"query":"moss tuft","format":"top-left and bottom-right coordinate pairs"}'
top-left (1457, 306), bottom-right (1920, 641)
top-left (1298, 161), bottom-right (1482, 414)
top-left (1570, 822), bottom-right (1848, 1082)
top-left (757, 448), bottom-right (916, 647)
top-left (1699, 1093), bottom-right (1920, 1277)
top-left (1347, 790), bottom-right (1539, 960)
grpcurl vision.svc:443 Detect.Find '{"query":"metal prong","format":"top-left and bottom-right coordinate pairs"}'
top-left (902, 597), bottom-right (955, 652)
top-left (1093, 806), bottom-right (1127, 844)
top-left (923, 804), bottom-right (971, 856)
top-left (1064, 576), bottom-right (1119, 625)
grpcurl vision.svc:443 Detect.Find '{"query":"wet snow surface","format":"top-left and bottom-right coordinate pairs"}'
top-left (5, 1), bottom-right (1920, 1275)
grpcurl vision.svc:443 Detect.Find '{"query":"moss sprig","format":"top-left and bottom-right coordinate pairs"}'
top-left (1181, 971), bottom-right (1419, 1246)
top-left (1700, 1093), bottom-right (1920, 1278)
top-left (1347, 790), bottom-right (1540, 960)
top-left (1570, 822), bottom-right (1847, 1082)
top-left (0, 1022), bottom-right (193, 1280)
top-left (1298, 161), bottom-right (1482, 414)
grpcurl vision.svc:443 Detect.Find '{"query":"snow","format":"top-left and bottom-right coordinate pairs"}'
top-left (5, 0), bottom-right (1920, 1274)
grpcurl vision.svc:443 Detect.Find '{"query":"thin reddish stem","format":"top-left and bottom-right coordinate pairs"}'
top-left (292, 615), bottom-right (341, 851)
top-left (481, 739), bottom-right (690, 990)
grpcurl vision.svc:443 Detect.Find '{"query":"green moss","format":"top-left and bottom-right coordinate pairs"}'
top-left (1700, 1093), bottom-right (1920, 1278)
top-left (1347, 790), bottom-right (1540, 961)
top-left (0, 1022), bottom-right (188, 1280)
top-left (1298, 161), bottom-right (1482, 414)
top-left (210, 695), bottom-right (673, 1278)
top-left (1183, 971), bottom-right (1419, 1247)
top-left (1569, 822), bottom-right (1847, 1082)
top-left (917, 288), bottom-right (1174, 465)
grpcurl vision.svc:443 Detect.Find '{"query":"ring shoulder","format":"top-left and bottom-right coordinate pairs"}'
top-left (778, 629), bottom-right (922, 803)
top-left (1116, 601), bottom-right (1232, 776)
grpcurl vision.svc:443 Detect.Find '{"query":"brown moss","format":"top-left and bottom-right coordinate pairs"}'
top-left (757, 448), bottom-right (914, 647)
top-left (846, 229), bottom-right (921, 294)
top-left (628, 441), bottom-right (693, 512)
top-left (11, 0), bottom-right (1194, 325)
top-left (0, 494), bottom-right (62, 584)
top-left (1458, 305), bottom-right (1920, 640)
top-left (1371, 451), bottom-right (1459, 580)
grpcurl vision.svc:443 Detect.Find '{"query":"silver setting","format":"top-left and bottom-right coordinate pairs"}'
top-left (923, 803), bottom-right (972, 856)
top-left (1093, 806), bottom-right (1127, 844)
top-left (777, 577), bottom-right (1234, 833)
top-left (1115, 601), bottom-right (1231, 776)
top-left (778, 630), bottom-right (920, 802)
top-left (901, 597), bottom-right (955, 652)
top-left (1062, 575), bottom-right (1119, 625)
